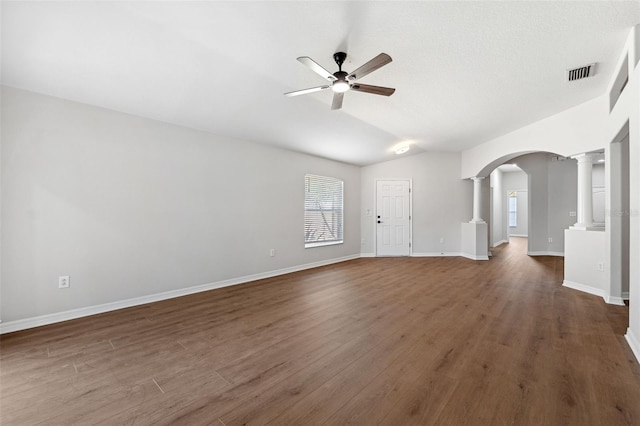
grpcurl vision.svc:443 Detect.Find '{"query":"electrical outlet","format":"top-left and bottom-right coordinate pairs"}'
top-left (58, 276), bottom-right (70, 289)
top-left (269, 249), bottom-right (276, 257)
top-left (597, 262), bottom-right (605, 272)
top-left (439, 237), bottom-right (445, 244)
top-left (548, 237), bottom-right (553, 243)
top-left (569, 211), bottom-right (577, 217)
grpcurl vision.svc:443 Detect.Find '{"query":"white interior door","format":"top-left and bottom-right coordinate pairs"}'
top-left (376, 180), bottom-right (411, 256)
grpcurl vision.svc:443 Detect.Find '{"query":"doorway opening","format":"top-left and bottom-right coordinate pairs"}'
top-left (610, 123), bottom-right (630, 308)
top-left (490, 163), bottom-right (528, 255)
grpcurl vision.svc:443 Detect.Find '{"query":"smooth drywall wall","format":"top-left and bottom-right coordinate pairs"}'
top-left (360, 152), bottom-right (472, 256)
top-left (607, 25), bottom-right (639, 361)
top-left (547, 158), bottom-right (578, 253)
top-left (490, 169), bottom-right (506, 246)
top-left (1, 87), bottom-right (361, 323)
top-left (461, 96), bottom-right (607, 179)
top-left (564, 229), bottom-right (607, 296)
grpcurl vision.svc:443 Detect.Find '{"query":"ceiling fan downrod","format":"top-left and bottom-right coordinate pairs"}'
top-left (333, 52), bottom-right (347, 72)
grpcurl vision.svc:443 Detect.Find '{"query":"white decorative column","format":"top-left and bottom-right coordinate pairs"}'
top-left (470, 176), bottom-right (485, 223)
top-left (571, 153), bottom-right (595, 230)
top-left (461, 176), bottom-right (488, 261)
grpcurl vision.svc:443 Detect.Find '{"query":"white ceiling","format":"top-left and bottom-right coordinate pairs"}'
top-left (2, 1), bottom-right (639, 166)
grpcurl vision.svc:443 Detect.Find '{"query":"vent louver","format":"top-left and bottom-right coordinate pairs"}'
top-left (567, 63), bottom-right (596, 82)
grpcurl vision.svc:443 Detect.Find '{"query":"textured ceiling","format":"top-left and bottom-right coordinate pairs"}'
top-left (2, 1), bottom-right (639, 166)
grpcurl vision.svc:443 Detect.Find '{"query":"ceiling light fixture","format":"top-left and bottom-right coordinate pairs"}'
top-left (395, 145), bottom-right (410, 155)
top-left (332, 78), bottom-right (350, 93)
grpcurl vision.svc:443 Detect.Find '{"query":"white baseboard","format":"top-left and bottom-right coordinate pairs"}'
top-left (492, 240), bottom-right (508, 248)
top-left (562, 280), bottom-right (628, 306)
top-left (562, 280), bottom-right (606, 299)
top-left (626, 328), bottom-right (640, 364)
top-left (369, 252), bottom-right (486, 260)
top-left (604, 295), bottom-right (627, 306)
top-left (362, 252), bottom-right (463, 258)
top-left (460, 253), bottom-right (489, 261)
top-left (528, 251), bottom-right (564, 257)
top-left (509, 234), bottom-right (528, 237)
top-left (411, 252), bottom-right (462, 257)
top-left (606, 292), bottom-right (630, 305)
top-left (0, 254), bottom-right (361, 334)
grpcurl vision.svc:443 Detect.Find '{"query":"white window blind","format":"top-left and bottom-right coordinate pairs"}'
top-left (304, 174), bottom-right (344, 248)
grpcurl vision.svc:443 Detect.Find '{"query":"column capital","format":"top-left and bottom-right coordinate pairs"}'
top-left (470, 176), bottom-right (485, 182)
top-left (571, 153), bottom-right (597, 164)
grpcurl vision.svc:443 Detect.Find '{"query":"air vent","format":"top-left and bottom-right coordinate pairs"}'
top-left (567, 63), bottom-right (596, 82)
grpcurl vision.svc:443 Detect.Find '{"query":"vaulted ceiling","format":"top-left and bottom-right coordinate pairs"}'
top-left (2, 1), bottom-right (639, 166)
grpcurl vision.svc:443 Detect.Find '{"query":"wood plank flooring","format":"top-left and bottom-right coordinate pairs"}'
top-left (2, 237), bottom-right (640, 425)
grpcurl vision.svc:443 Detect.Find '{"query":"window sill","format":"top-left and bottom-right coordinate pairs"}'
top-left (305, 240), bottom-right (344, 249)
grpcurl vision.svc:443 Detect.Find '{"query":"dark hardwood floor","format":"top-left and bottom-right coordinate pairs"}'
top-left (2, 237), bottom-right (640, 425)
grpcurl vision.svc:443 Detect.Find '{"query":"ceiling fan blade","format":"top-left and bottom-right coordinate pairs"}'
top-left (297, 57), bottom-right (337, 81)
top-left (347, 53), bottom-right (392, 81)
top-left (351, 83), bottom-right (395, 96)
top-left (331, 92), bottom-right (344, 110)
top-left (284, 85), bottom-right (331, 97)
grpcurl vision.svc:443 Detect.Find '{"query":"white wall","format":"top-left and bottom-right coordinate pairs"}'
top-left (606, 25), bottom-right (640, 361)
top-left (547, 158), bottom-right (578, 253)
top-left (460, 97), bottom-right (608, 179)
top-left (1, 87), bottom-right (361, 325)
top-left (564, 229), bottom-right (607, 298)
top-left (360, 152), bottom-right (472, 256)
top-left (489, 169), bottom-right (506, 246)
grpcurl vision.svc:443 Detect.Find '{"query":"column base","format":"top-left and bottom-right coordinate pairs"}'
top-left (461, 222), bottom-right (489, 261)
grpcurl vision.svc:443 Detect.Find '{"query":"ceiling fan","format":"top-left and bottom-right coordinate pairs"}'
top-left (285, 52), bottom-right (395, 110)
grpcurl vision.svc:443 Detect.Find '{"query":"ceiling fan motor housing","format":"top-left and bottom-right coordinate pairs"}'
top-left (333, 52), bottom-right (347, 70)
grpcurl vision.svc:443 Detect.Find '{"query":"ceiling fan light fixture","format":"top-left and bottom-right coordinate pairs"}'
top-left (395, 145), bottom-right (410, 155)
top-left (332, 80), bottom-right (350, 93)
top-left (286, 52), bottom-right (394, 110)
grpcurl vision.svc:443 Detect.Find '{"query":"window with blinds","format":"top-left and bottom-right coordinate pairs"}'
top-left (508, 191), bottom-right (517, 227)
top-left (304, 174), bottom-right (344, 248)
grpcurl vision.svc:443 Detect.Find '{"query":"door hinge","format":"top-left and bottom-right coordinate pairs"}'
top-left (409, 242), bottom-right (412, 248)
